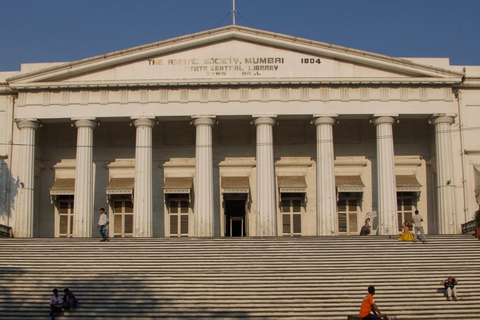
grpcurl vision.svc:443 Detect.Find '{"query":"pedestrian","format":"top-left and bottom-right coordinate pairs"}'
top-left (49, 288), bottom-right (63, 317)
top-left (105, 214), bottom-right (110, 238)
top-left (360, 218), bottom-right (372, 236)
top-left (441, 276), bottom-right (458, 301)
top-left (97, 207), bottom-right (109, 241)
top-left (412, 210), bottom-right (426, 243)
top-left (62, 288), bottom-right (78, 311)
top-left (359, 286), bottom-right (389, 320)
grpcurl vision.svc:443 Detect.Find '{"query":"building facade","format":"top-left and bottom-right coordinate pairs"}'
top-left (1, 26), bottom-right (480, 238)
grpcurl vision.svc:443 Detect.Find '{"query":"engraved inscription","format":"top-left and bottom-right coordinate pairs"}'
top-left (147, 56), bottom-right (320, 77)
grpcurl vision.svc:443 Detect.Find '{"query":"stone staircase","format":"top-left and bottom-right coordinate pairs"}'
top-left (0, 235), bottom-right (479, 319)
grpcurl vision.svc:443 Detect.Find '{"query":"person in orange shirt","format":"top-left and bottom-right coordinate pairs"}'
top-left (359, 286), bottom-right (388, 320)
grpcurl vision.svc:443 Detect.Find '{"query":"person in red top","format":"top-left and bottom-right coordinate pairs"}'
top-left (359, 286), bottom-right (388, 320)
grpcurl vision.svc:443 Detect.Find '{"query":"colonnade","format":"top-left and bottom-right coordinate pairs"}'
top-left (13, 114), bottom-right (458, 237)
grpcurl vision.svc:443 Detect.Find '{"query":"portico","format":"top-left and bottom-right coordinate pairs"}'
top-left (2, 25), bottom-right (477, 238)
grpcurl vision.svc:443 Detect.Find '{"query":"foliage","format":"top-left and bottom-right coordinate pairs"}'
top-left (475, 209), bottom-right (480, 228)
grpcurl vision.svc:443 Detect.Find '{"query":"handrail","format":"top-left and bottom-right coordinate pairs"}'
top-left (0, 224), bottom-right (14, 238)
top-left (461, 220), bottom-right (476, 235)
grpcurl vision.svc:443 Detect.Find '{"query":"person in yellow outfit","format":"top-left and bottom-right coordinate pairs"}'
top-left (398, 221), bottom-right (414, 241)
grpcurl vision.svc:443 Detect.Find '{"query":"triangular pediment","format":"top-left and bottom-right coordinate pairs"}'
top-left (8, 26), bottom-right (463, 89)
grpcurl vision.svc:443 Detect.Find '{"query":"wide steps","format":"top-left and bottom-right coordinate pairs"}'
top-left (0, 235), bottom-right (479, 319)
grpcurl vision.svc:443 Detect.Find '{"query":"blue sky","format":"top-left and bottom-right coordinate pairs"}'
top-left (1, 0), bottom-right (479, 71)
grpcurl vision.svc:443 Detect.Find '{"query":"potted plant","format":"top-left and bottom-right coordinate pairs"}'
top-left (475, 209), bottom-right (480, 238)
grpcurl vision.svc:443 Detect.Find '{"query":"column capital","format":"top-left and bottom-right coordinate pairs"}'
top-left (253, 116), bottom-right (276, 126)
top-left (313, 116), bottom-right (336, 126)
top-left (132, 118), bottom-right (156, 128)
top-left (431, 114), bottom-right (455, 126)
top-left (193, 116), bottom-right (216, 127)
top-left (372, 115), bottom-right (396, 126)
top-left (16, 119), bottom-right (39, 130)
top-left (73, 118), bottom-right (97, 129)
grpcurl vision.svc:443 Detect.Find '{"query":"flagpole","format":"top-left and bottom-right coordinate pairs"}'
top-left (232, 0), bottom-right (236, 25)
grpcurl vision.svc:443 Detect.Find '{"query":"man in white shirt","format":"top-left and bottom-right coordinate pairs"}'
top-left (412, 210), bottom-right (426, 243)
top-left (96, 208), bottom-right (109, 241)
top-left (49, 288), bottom-right (63, 317)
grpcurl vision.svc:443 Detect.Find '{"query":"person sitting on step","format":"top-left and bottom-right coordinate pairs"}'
top-left (49, 288), bottom-right (63, 317)
top-left (441, 276), bottom-right (458, 301)
top-left (359, 286), bottom-right (389, 320)
top-left (398, 221), bottom-right (414, 241)
top-left (63, 288), bottom-right (78, 311)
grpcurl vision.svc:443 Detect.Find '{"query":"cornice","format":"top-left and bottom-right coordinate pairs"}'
top-left (218, 157), bottom-right (256, 168)
top-left (106, 158), bottom-right (135, 169)
top-left (0, 84), bottom-right (13, 94)
top-left (8, 77), bottom-right (462, 91)
top-left (161, 158), bottom-right (195, 169)
top-left (465, 149), bottom-right (480, 155)
top-left (334, 158), bottom-right (368, 167)
top-left (455, 77), bottom-right (480, 88)
top-left (275, 157), bottom-right (314, 167)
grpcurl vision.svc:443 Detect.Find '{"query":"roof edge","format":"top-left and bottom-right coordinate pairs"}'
top-left (6, 25), bottom-right (465, 84)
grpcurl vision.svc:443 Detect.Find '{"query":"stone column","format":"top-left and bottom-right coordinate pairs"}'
top-left (314, 116), bottom-right (337, 236)
top-left (133, 118), bottom-right (156, 237)
top-left (193, 117), bottom-right (215, 237)
top-left (432, 115), bottom-right (456, 234)
top-left (73, 119), bottom-right (96, 237)
top-left (373, 116), bottom-right (398, 235)
top-left (14, 119), bottom-right (39, 237)
top-left (254, 117), bottom-right (277, 236)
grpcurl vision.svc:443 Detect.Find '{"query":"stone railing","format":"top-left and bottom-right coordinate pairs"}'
top-left (461, 220), bottom-right (476, 235)
top-left (0, 224), bottom-right (13, 238)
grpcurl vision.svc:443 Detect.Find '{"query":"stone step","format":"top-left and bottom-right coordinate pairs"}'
top-left (1, 310), bottom-right (479, 320)
top-left (0, 235), bottom-right (478, 319)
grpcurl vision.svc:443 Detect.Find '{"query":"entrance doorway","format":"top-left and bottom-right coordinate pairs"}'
top-left (56, 195), bottom-right (74, 238)
top-left (224, 197), bottom-right (247, 237)
top-left (111, 196), bottom-right (134, 238)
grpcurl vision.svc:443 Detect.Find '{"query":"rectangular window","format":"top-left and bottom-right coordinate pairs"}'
top-left (113, 199), bottom-right (134, 237)
top-left (397, 192), bottom-right (416, 232)
top-left (57, 195), bottom-right (74, 238)
top-left (337, 196), bottom-right (359, 234)
top-left (168, 194), bottom-right (190, 237)
top-left (280, 193), bottom-right (303, 236)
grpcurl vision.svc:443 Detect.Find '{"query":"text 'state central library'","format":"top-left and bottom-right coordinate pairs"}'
top-left (1, 26), bottom-right (480, 239)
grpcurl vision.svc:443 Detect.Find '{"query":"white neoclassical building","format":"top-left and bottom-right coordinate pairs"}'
top-left (1, 26), bottom-right (480, 238)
